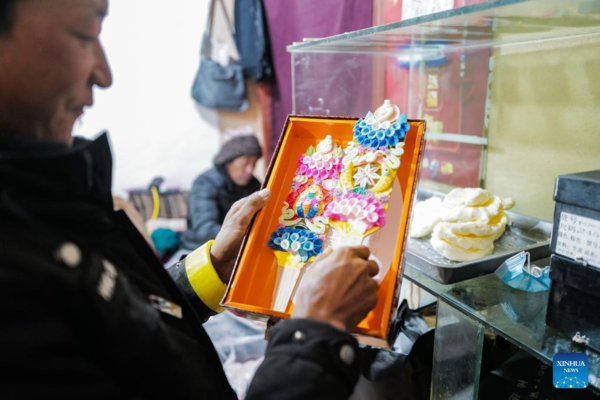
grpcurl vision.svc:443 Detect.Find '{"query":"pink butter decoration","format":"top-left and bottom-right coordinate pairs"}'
top-left (324, 193), bottom-right (387, 230)
top-left (296, 153), bottom-right (343, 181)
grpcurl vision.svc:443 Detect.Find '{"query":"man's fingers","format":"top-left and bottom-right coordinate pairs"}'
top-left (227, 197), bottom-right (248, 217)
top-left (257, 188), bottom-right (271, 199)
top-left (235, 189), bottom-right (270, 221)
top-left (344, 245), bottom-right (371, 261)
top-left (366, 260), bottom-right (379, 277)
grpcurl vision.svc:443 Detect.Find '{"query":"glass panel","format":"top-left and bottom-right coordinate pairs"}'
top-left (291, 52), bottom-right (375, 118)
top-left (291, 7), bottom-right (600, 221)
top-left (404, 264), bottom-right (600, 392)
top-left (288, 0), bottom-right (600, 55)
top-left (432, 300), bottom-right (484, 400)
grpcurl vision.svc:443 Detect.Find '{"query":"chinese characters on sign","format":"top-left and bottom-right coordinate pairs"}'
top-left (556, 212), bottom-right (600, 268)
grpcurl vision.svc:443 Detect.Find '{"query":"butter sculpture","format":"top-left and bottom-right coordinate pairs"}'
top-left (431, 188), bottom-right (515, 261)
top-left (416, 188), bottom-right (516, 262)
top-left (325, 100), bottom-right (409, 247)
top-left (267, 137), bottom-right (339, 312)
top-left (268, 100), bottom-right (411, 311)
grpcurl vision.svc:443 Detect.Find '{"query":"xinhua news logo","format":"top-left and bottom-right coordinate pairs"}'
top-left (553, 353), bottom-right (588, 389)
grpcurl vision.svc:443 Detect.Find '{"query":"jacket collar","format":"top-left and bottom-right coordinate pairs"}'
top-left (0, 131), bottom-right (114, 212)
top-left (214, 165), bottom-right (235, 190)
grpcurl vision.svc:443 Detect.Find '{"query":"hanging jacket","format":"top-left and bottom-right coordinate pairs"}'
top-left (0, 132), bottom-right (360, 399)
top-left (234, 0), bottom-right (273, 80)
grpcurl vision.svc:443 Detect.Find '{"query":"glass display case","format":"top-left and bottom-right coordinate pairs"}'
top-left (288, 0), bottom-right (600, 398)
top-left (289, 0), bottom-right (600, 221)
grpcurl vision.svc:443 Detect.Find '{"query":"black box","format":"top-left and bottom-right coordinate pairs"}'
top-left (547, 170), bottom-right (600, 350)
top-left (550, 169), bottom-right (600, 260)
top-left (546, 254), bottom-right (600, 352)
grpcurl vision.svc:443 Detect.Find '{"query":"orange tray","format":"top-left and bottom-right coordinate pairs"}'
top-left (223, 115), bottom-right (426, 345)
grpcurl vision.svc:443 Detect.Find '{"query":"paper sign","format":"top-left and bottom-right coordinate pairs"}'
top-left (556, 212), bottom-right (600, 268)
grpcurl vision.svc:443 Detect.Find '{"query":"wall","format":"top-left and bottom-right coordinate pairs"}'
top-left (75, 0), bottom-right (224, 197)
top-left (486, 37), bottom-right (600, 221)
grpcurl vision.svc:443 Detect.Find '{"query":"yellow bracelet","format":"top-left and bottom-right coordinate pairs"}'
top-left (184, 240), bottom-right (226, 313)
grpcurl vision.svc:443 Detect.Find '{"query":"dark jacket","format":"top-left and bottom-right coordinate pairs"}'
top-left (180, 166), bottom-right (260, 250)
top-left (0, 133), bottom-right (360, 399)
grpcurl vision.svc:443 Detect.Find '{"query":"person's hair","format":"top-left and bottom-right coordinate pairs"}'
top-left (0, 0), bottom-right (19, 35)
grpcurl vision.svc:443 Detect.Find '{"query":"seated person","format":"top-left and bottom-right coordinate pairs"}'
top-left (180, 134), bottom-right (262, 250)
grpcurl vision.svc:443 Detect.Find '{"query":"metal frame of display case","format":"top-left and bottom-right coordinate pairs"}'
top-left (288, 0), bottom-right (600, 398)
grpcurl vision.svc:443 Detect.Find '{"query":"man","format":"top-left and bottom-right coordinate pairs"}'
top-left (0, 1), bottom-right (379, 399)
top-left (180, 134), bottom-right (262, 250)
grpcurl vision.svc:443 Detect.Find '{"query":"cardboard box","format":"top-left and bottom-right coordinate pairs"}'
top-left (222, 115), bottom-right (426, 346)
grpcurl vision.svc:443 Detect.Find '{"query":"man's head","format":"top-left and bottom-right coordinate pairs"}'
top-left (0, 0), bottom-right (112, 144)
top-left (214, 135), bottom-right (262, 187)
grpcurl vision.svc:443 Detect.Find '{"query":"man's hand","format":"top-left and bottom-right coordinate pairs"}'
top-left (210, 188), bottom-right (271, 283)
top-left (292, 246), bottom-right (379, 331)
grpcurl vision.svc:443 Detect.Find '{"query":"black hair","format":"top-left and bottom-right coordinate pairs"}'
top-left (0, 0), bottom-right (18, 35)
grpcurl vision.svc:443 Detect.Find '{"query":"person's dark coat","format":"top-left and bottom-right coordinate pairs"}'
top-left (0, 132), bottom-right (360, 399)
top-left (180, 166), bottom-right (260, 250)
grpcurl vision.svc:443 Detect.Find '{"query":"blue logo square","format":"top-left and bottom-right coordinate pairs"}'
top-left (553, 353), bottom-right (588, 389)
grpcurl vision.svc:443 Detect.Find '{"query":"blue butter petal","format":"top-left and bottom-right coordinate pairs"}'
top-left (376, 130), bottom-right (386, 140)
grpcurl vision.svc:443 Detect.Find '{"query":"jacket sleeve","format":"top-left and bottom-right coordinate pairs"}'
top-left (187, 175), bottom-right (223, 244)
top-left (166, 241), bottom-right (226, 323)
top-left (246, 319), bottom-right (361, 400)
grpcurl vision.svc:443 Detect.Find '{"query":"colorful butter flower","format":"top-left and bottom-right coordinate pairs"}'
top-left (296, 148), bottom-right (343, 182)
top-left (268, 227), bottom-right (323, 263)
top-left (354, 164), bottom-right (380, 188)
top-left (268, 135), bottom-right (341, 313)
top-left (352, 99), bottom-right (410, 150)
top-left (327, 100), bottom-right (408, 245)
top-left (353, 118), bottom-right (409, 150)
top-left (324, 193), bottom-right (386, 235)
